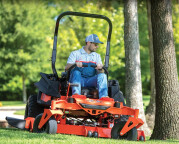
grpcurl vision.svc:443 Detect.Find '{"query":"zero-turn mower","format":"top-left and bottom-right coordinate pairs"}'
top-left (6, 11), bottom-right (145, 141)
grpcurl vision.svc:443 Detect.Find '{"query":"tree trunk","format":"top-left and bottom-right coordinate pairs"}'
top-left (145, 0), bottom-right (156, 130)
top-left (124, 0), bottom-right (151, 136)
top-left (22, 74), bottom-right (27, 103)
top-left (150, 0), bottom-right (179, 140)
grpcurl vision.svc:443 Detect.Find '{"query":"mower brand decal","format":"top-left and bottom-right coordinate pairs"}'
top-left (87, 99), bottom-right (95, 103)
top-left (96, 100), bottom-right (102, 103)
top-left (87, 99), bottom-right (102, 103)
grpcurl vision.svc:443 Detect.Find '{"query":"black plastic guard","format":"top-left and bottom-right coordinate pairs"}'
top-left (6, 117), bottom-right (26, 130)
top-left (34, 72), bottom-right (60, 98)
top-left (80, 103), bottom-right (110, 110)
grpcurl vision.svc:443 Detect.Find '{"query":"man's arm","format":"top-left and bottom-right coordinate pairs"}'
top-left (66, 51), bottom-right (77, 70)
top-left (96, 54), bottom-right (104, 73)
top-left (96, 63), bottom-right (104, 73)
top-left (65, 63), bottom-right (74, 71)
top-left (65, 62), bottom-right (83, 71)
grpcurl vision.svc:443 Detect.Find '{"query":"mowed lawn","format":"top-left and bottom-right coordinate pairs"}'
top-left (0, 128), bottom-right (178, 144)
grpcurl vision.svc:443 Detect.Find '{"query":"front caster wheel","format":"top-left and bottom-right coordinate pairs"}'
top-left (111, 121), bottom-right (137, 141)
top-left (33, 113), bottom-right (57, 134)
top-left (87, 131), bottom-right (93, 137)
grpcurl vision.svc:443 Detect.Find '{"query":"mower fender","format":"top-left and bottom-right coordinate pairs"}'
top-left (38, 109), bottom-right (63, 129)
top-left (137, 130), bottom-right (145, 141)
top-left (119, 117), bottom-right (144, 136)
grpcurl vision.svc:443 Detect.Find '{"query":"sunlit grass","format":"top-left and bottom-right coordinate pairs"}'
top-left (1, 101), bottom-right (25, 106)
top-left (0, 128), bottom-right (178, 144)
top-left (14, 110), bottom-right (25, 115)
top-left (143, 95), bottom-right (150, 111)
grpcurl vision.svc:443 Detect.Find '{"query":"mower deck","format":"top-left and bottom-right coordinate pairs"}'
top-left (21, 94), bottom-right (145, 140)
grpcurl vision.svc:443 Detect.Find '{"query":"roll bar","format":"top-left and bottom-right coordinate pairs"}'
top-left (52, 11), bottom-right (112, 78)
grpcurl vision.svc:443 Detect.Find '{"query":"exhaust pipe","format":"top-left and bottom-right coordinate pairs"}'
top-left (6, 116), bottom-right (26, 130)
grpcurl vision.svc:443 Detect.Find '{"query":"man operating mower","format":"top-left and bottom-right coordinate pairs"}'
top-left (65, 34), bottom-right (108, 99)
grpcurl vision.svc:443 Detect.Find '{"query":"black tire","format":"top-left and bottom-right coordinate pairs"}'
top-left (87, 131), bottom-right (93, 137)
top-left (139, 136), bottom-right (145, 141)
top-left (33, 113), bottom-right (57, 134)
top-left (111, 121), bottom-right (137, 141)
top-left (28, 95), bottom-right (44, 118)
top-left (93, 132), bottom-right (98, 138)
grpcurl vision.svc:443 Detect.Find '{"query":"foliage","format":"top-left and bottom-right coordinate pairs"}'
top-left (0, 0), bottom-right (54, 100)
top-left (0, 0), bottom-right (179, 100)
top-left (173, 2), bottom-right (179, 73)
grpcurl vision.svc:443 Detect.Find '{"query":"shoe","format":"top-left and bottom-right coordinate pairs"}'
top-left (103, 96), bottom-right (109, 98)
top-left (100, 96), bottom-right (110, 99)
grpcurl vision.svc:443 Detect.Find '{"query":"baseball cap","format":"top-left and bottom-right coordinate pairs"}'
top-left (85, 34), bottom-right (103, 44)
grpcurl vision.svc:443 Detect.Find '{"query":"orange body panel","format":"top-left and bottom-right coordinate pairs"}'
top-left (120, 117), bottom-right (144, 136)
top-left (57, 124), bottom-right (111, 138)
top-left (41, 93), bottom-right (51, 102)
top-left (38, 109), bottom-right (63, 129)
top-left (25, 117), bottom-right (35, 131)
top-left (137, 130), bottom-right (145, 141)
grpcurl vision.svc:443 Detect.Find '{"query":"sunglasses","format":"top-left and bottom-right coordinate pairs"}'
top-left (91, 42), bottom-right (99, 46)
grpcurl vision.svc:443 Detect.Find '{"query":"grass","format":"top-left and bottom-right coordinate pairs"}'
top-left (0, 128), bottom-right (178, 144)
top-left (14, 110), bottom-right (25, 115)
top-left (143, 95), bottom-right (150, 110)
top-left (1, 98), bottom-right (178, 143)
top-left (1, 101), bottom-right (25, 106)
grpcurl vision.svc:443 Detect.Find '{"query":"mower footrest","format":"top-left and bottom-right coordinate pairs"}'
top-left (6, 116), bottom-right (26, 130)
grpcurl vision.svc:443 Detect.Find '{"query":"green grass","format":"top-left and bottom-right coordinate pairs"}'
top-left (143, 95), bottom-right (150, 110)
top-left (14, 110), bottom-right (25, 115)
top-left (0, 128), bottom-right (178, 144)
top-left (1, 101), bottom-right (25, 106)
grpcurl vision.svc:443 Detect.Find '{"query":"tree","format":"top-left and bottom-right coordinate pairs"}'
top-left (150, 0), bottom-right (179, 140)
top-left (145, 0), bottom-right (156, 130)
top-left (0, 0), bottom-right (53, 102)
top-left (123, 0), bottom-right (151, 135)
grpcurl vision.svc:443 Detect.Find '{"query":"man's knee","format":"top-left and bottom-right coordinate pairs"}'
top-left (97, 73), bottom-right (107, 80)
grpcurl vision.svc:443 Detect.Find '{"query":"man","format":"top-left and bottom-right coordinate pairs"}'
top-left (65, 34), bottom-right (108, 99)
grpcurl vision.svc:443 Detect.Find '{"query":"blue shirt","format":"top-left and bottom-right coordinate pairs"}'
top-left (67, 47), bottom-right (102, 77)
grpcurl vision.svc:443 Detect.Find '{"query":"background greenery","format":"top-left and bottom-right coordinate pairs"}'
top-left (0, 0), bottom-right (179, 101)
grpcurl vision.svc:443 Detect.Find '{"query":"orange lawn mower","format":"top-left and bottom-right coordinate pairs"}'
top-left (6, 11), bottom-right (145, 141)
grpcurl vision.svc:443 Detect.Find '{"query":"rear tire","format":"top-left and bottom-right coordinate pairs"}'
top-left (111, 121), bottom-right (137, 141)
top-left (28, 95), bottom-right (44, 118)
top-left (33, 113), bottom-right (57, 134)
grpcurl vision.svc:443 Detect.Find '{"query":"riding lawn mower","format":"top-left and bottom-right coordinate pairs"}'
top-left (6, 11), bottom-right (145, 141)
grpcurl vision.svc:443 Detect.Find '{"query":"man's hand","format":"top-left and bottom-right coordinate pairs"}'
top-left (76, 61), bottom-right (83, 67)
top-left (96, 64), bottom-right (103, 70)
